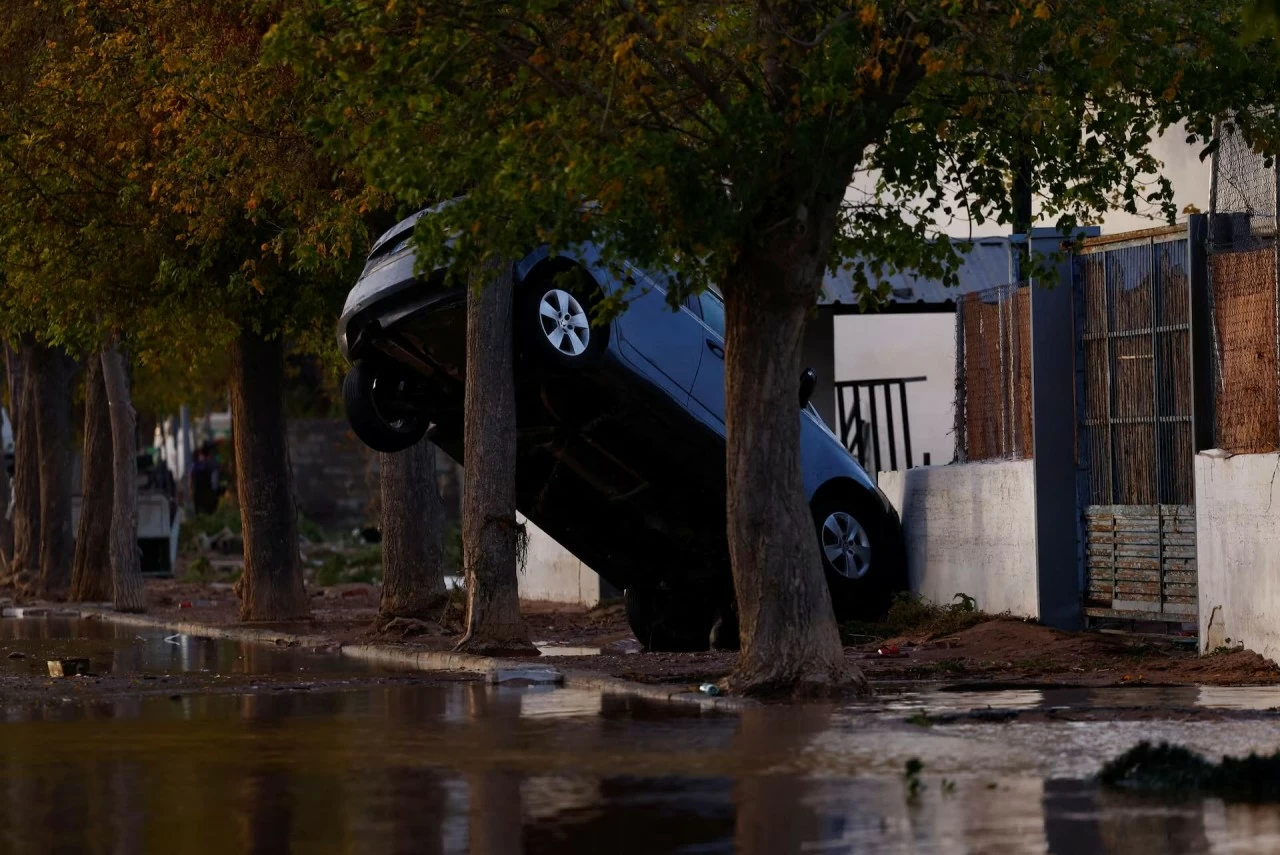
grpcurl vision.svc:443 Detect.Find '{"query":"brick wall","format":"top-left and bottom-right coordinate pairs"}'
top-left (287, 419), bottom-right (463, 530)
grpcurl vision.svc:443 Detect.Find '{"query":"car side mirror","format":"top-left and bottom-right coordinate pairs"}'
top-left (799, 368), bottom-right (817, 409)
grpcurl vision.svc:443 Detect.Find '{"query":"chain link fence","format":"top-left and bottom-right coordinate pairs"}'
top-left (1209, 119), bottom-right (1280, 453)
top-left (954, 284), bottom-right (1033, 462)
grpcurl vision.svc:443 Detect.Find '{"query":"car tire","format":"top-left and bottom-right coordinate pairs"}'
top-left (342, 362), bottom-right (429, 453)
top-left (811, 489), bottom-right (907, 622)
top-left (518, 267), bottom-right (607, 369)
top-left (624, 584), bottom-right (716, 652)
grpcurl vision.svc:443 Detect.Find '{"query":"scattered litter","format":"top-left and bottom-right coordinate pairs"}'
top-left (47, 658), bottom-right (92, 678)
top-left (163, 634), bottom-right (183, 646)
top-left (178, 601), bottom-right (193, 609)
top-left (699, 683), bottom-right (722, 697)
top-left (488, 666), bottom-right (563, 685)
top-left (878, 645), bottom-right (907, 658)
top-left (7, 651), bottom-right (25, 660)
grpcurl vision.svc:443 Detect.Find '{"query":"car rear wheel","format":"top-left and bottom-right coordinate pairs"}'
top-left (811, 490), bottom-right (907, 621)
top-left (519, 267), bottom-right (607, 369)
top-left (624, 584), bottom-right (716, 652)
top-left (343, 362), bottom-right (429, 453)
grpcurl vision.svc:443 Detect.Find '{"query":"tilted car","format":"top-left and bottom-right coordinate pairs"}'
top-left (338, 211), bottom-right (907, 649)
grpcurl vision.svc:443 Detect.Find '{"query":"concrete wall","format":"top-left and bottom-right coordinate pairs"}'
top-left (517, 514), bottom-right (603, 607)
top-left (834, 312), bottom-right (956, 469)
top-left (1195, 452), bottom-right (1280, 662)
top-left (878, 461), bottom-right (1039, 617)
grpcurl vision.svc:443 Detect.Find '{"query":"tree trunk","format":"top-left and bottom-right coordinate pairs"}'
top-left (0, 346), bottom-right (14, 570)
top-left (32, 345), bottom-right (77, 596)
top-left (9, 346), bottom-right (39, 587)
top-left (379, 441), bottom-right (447, 621)
top-left (229, 326), bottom-right (309, 621)
top-left (721, 218), bottom-right (864, 697)
top-left (69, 355), bottom-right (114, 602)
top-left (101, 345), bottom-right (145, 612)
top-left (455, 258), bottom-right (534, 655)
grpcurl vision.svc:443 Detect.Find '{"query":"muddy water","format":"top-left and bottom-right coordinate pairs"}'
top-left (3, 620), bottom-right (1280, 853)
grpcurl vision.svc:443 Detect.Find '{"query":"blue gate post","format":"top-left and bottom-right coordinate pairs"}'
top-left (1029, 227), bottom-right (1099, 630)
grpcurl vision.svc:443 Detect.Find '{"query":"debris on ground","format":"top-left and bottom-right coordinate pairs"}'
top-left (47, 658), bottom-right (92, 678)
top-left (1100, 741), bottom-right (1280, 802)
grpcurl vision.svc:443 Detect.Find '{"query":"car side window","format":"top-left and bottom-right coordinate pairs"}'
top-left (697, 289), bottom-right (726, 339)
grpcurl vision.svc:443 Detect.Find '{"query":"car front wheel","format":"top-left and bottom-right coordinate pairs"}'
top-left (518, 267), bottom-right (607, 369)
top-left (342, 362), bottom-right (429, 453)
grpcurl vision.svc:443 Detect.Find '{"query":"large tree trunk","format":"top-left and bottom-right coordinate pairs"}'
top-left (379, 441), bottom-right (447, 621)
top-left (229, 326), bottom-right (309, 621)
top-left (101, 345), bottom-right (145, 612)
top-left (455, 258), bottom-right (534, 655)
top-left (32, 344), bottom-right (77, 596)
top-left (69, 355), bottom-right (114, 602)
top-left (9, 346), bottom-right (39, 588)
top-left (721, 214), bottom-right (863, 697)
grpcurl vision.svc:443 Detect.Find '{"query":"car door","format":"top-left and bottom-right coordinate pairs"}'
top-left (688, 287), bottom-right (727, 431)
top-left (614, 266), bottom-right (705, 403)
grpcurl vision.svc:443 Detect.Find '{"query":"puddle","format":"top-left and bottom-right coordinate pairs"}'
top-left (534, 643), bottom-right (605, 657)
top-left (855, 685), bottom-right (1280, 718)
top-left (4, 616), bottom-right (1280, 853)
top-left (0, 617), bottom-right (382, 678)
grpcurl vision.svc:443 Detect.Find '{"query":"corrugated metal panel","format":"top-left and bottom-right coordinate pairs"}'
top-left (821, 239), bottom-right (1016, 306)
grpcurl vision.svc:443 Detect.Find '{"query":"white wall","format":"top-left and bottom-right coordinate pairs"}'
top-left (517, 513), bottom-right (602, 607)
top-left (834, 312), bottom-right (956, 470)
top-left (1195, 452), bottom-right (1280, 663)
top-left (879, 462), bottom-right (1039, 617)
top-left (846, 123), bottom-right (1209, 239)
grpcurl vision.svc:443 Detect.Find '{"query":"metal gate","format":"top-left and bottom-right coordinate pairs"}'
top-left (1074, 227), bottom-right (1197, 628)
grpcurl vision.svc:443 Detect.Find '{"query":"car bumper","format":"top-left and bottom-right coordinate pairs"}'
top-left (338, 250), bottom-right (450, 363)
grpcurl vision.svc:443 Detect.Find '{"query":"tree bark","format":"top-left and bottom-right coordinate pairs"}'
top-left (9, 345), bottom-right (39, 587)
top-left (721, 203), bottom-right (864, 697)
top-left (455, 258), bottom-right (534, 655)
top-left (0, 344), bottom-right (18, 571)
top-left (229, 325), bottom-right (309, 621)
top-left (379, 441), bottom-right (447, 621)
top-left (69, 355), bottom-right (114, 602)
top-left (101, 345), bottom-right (145, 612)
top-left (32, 344), bottom-right (77, 596)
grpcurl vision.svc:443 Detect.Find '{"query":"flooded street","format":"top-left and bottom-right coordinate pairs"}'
top-left (4, 618), bottom-right (1280, 853)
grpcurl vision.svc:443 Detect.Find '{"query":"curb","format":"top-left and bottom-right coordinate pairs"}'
top-left (75, 608), bottom-right (746, 712)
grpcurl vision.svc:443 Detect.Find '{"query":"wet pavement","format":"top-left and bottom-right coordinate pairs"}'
top-left (4, 617), bottom-right (1280, 853)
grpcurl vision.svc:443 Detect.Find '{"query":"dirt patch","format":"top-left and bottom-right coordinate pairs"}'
top-left (10, 581), bottom-right (1280, 691)
top-left (852, 619), bottom-right (1280, 687)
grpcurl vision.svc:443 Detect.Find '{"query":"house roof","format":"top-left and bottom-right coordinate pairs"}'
top-left (819, 227), bottom-right (1099, 307)
top-left (819, 238), bottom-right (1017, 307)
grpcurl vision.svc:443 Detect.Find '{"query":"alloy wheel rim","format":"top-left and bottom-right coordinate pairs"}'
top-left (821, 511), bottom-right (872, 580)
top-left (538, 289), bottom-right (590, 356)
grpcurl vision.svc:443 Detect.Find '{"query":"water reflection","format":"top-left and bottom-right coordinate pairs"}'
top-left (5, 681), bottom-right (1280, 854)
top-left (6, 622), bottom-right (1280, 852)
top-left (0, 617), bottom-right (380, 678)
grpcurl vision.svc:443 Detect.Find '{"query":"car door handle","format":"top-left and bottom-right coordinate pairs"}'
top-left (706, 340), bottom-right (725, 359)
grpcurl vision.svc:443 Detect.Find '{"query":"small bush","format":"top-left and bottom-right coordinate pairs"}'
top-left (840, 592), bottom-right (994, 644)
top-left (311, 544), bottom-right (383, 587)
top-left (1101, 741), bottom-right (1280, 802)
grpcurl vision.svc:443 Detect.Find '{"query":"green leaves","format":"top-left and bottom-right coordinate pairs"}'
top-left (273, 0), bottom-right (1280, 314)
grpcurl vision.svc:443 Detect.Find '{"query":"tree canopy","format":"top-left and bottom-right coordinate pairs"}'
top-left (274, 0), bottom-right (1280, 304)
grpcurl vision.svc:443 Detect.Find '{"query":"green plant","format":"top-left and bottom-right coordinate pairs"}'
top-left (311, 544), bottom-right (384, 587)
top-left (905, 712), bottom-right (934, 728)
top-left (840, 593), bottom-right (996, 644)
top-left (905, 759), bottom-right (925, 801)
